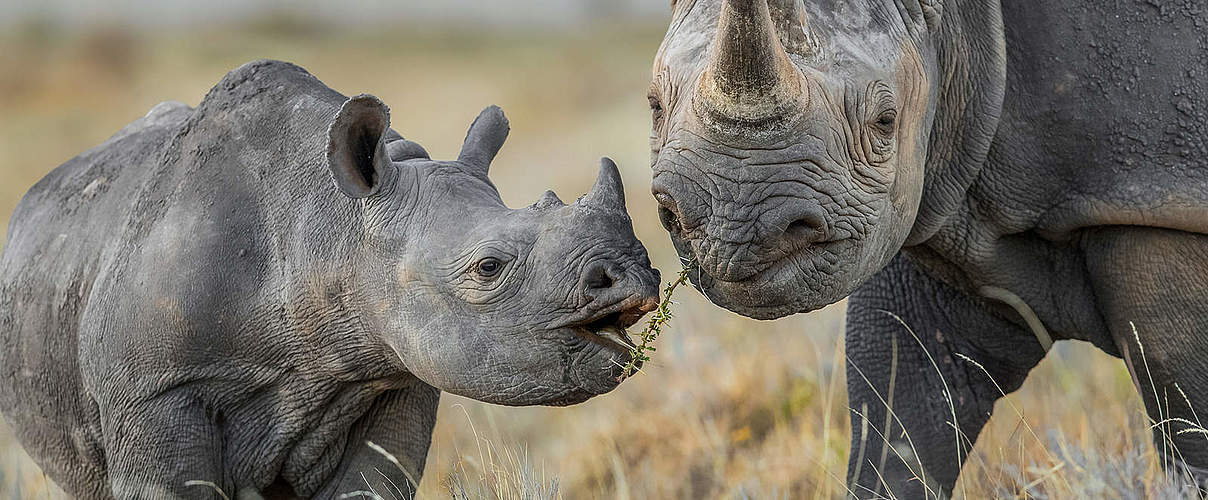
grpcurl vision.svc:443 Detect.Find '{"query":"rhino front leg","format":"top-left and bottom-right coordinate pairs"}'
top-left (102, 397), bottom-right (225, 499)
top-left (845, 253), bottom-right (1046, 498)
top-left (1084, 227), bottom-right (1208, 486)
top-left (312, 379), bottom-right (440, 500)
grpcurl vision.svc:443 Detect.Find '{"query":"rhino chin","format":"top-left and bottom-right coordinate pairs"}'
top-left (566, 341), bottom-right (629, 397)
top-left (693, 273), bottom-right (805, 320)
top-left (689, 252), bottom-right (851, 320)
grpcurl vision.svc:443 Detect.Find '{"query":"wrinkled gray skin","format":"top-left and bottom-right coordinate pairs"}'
top-left (0, 60), bottom-right (660, 499)
top-left (651, 0), bottom-right (1208, 496)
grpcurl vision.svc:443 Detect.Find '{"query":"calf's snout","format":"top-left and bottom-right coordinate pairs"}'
top-left (579, 259), bottom-right (660, 321)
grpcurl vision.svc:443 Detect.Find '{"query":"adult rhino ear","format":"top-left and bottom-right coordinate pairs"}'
top-left (327, 94), bottom-right (393, 199)
top-left (456, 105), bottom-right (510, 177)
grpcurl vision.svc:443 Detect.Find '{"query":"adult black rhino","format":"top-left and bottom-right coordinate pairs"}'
top-left (0, 60), bottom-right (660, 499)
top-left (648, 0), bottom-right (1208, 496)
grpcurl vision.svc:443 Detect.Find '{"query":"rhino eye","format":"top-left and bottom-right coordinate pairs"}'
top-left (475, 257), bottom-right (503, 278)
top-left (649, 93), bottom-right (665, 129)
top-left (872, 109), bottom-right (897, 136)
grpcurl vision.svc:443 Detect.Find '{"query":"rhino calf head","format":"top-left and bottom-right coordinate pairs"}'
top-left (327, 96), bottom-right (660, 405)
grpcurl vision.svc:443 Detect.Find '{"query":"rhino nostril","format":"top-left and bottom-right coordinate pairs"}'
top-left (582, 263), bottom-right (618, 291)
top-left (657, 206), bottom-right (681, 233)
top-left (653, 190), bottom-right (684, 233)
top-left (778, 205), bottom-right (828, 244)
top-left (786, 217), bottom-right (823, 239)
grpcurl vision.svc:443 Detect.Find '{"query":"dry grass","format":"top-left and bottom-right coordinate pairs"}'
top-left (0, 23), bottom-right (1197, 499)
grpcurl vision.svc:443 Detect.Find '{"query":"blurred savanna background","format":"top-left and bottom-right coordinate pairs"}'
top-left (0, 1), bottom-right (1188, 498)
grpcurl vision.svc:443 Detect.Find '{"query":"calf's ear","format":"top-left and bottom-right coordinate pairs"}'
top-left (456, 105), bottom-right (510, 177)
top-left (327, 94), bottom-right (393, 198)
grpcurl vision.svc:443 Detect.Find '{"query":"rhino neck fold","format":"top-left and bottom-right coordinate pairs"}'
top-left (904, 0), bottom-right (1006, 246)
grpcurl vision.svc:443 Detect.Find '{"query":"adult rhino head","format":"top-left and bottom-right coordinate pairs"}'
top-left (329, 96), bottom-right (660, 405)
top-left (649, 0), bottom-right (1004, 318)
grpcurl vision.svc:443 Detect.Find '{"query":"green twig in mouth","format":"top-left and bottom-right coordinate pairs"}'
top-left (619, 260), bottom-right (695, 380)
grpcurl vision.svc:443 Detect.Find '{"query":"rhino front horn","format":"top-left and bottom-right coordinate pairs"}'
top-left (696, 0), bottom-right (804, 125)
top-left (579, 157), bottom-right (626, 212)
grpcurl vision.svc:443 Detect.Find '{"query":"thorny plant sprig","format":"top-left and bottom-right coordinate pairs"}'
top-left (619, 260), bottom-right (695, 380)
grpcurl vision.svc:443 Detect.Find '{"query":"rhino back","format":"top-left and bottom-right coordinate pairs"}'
top-left (1, 60), bottom-right (369, 494)
top-left (0, 99), bottom-right (193, 497)
top-left (72, 61), bottom-right (371, 400)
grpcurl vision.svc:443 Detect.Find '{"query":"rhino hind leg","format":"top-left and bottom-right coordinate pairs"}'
top-left (1083, 226), bottom-right (1208, 488)
top-left (844, 253), bottom-right (1047, 498)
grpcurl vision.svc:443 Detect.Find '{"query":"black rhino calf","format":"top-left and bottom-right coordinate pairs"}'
top-left (0, 60), bottom-right (659, 499)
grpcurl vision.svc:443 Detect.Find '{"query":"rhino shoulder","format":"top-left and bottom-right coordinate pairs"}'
top-left (195, 59), bottom-right (341, 115)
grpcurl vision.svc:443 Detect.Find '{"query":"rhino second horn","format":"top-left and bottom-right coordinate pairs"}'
top-left (579, 157), bottom-right (627, 212)
top-left (696, 0), bottom-right (805, 125)
top-left (534, 190), bottom-right (565, 209)
top-left (769, 0), bottom-right (816, 58)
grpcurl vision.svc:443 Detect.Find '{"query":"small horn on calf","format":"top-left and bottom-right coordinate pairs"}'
top-left (534, 190), bottom-right (565, 209)
top-left (578, 157), bottom-right (627, 212)
top-left (696, 0), bottom-right (805, 126)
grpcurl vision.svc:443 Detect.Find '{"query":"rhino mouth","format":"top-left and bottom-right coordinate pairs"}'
top-left (682, 238), bottom-right (855, 320)
top-left (552, 294), bottom-right (657, 354)
top-left (537, 295), bottom-right (657, 405)
top-left (576, 299), bottom-right (659, 354)
top-left (573, 311), bottom-right (638, 353)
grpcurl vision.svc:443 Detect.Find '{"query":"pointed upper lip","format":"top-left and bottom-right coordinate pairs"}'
top-left (549, 294), bottom-right (660, 352)
top-left (548, 294), bottom-right (658, 330)
top-left (578, 322), bottom-right (637, 352)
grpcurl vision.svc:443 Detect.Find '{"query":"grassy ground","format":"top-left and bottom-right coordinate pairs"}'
top-left (0, 22), bottom-right (1193, 499)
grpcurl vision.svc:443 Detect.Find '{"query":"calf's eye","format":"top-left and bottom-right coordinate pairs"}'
top-left (476, 257), bottom-right (503, 278)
